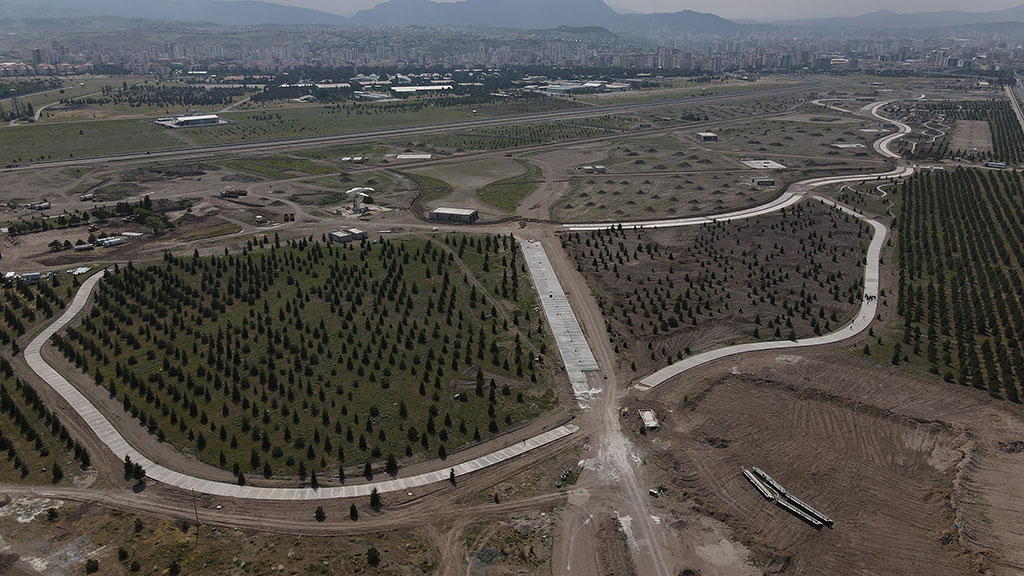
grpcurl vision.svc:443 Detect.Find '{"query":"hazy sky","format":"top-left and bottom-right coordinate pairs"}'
top-left (268, 0), bottom-right (1024, 20)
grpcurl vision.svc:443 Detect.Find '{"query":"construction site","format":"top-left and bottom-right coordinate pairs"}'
top-left (0, 71), bottom-right (1021, 576)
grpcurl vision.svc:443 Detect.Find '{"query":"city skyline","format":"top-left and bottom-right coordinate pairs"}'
top-left (257, 0), bottom-right (1024, 20)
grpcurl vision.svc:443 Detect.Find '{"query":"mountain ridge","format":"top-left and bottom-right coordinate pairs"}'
top-left (1, 0), bottom-right (1022, 33)
top-left (0, 0), bottom-right (738, 33)
top-left (775, 4), bottom-right (1024, 29)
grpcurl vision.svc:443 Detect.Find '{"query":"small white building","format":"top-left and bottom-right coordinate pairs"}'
top-left (429, 207), bottom-right (479, 224)
top-left (637, 409), bottom-right (661, 429)
top-left (696, 131), bottom-right (719, 142)
top-left (329, 228), bottom-right (368, 244)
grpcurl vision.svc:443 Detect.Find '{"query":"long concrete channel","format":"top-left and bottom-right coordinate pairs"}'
top-left (25, 100), bottom-right (910, 499)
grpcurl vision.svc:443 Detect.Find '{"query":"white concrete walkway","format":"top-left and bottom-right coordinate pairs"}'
top-left (520, 240), bottom-right (601, 406)
top-left (865, 101), bottom-right (912, 159)
top-left (26, 271), bottom-right (578, 499)
top-left (563, 192), bottom-right (803, 233)
top-left (634, 196), bottom-right (886, 391)
top-left (632, 101), bottom-right (913, 391)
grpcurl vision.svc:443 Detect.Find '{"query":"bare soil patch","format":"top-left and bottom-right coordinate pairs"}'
top-left (948, 119), bottom-right (993, 153)
top-left (640, 373), bottom-right (967, 575)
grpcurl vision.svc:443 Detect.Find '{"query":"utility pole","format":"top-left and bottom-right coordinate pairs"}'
top-left (192, 489), bottom-right (201, 550)
top-left (9, 91), bottom-right (20, 119)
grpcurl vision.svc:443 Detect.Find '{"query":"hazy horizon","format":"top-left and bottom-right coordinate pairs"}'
top-left (257, 0), bottom-right (1024, 20)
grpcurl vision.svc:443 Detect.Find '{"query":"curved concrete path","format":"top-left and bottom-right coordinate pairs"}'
top-left (565, 101), bottom-right (910, 234)
top-left (24, 99), bottom-right (910, 497)
top-left (632, 102), bottom-right (912, 391)
top-left (26, 271), bottom-right (578, 500)
top-left (563, 191), bottom-right (804, 233)
top-left (633, 196), bottom-right (885, 391)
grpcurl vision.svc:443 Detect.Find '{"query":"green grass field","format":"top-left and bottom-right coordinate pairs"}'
top-left (0, 100), bottom-right (586, 165)
top-left (54, 236), bottom-right (556, 485)
top-left (293, 170), bottom-right (417, 207)
top-left (477, 160), bottom-right (542, 211)
top-left (397, 171), bottom-right (454, 203)
top-left (0, 119), bottom-right (183, 165)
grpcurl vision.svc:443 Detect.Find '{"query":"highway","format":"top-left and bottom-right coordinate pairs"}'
top-left (1008, 81), bottom-right (1024, 135)
top-left (0, 80), bottom-right (810, 173)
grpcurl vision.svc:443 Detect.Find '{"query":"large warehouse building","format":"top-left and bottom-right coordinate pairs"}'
top-left (429, 207), bottom-right (479, 224)
top-left (154, 114), bottom-right (231, 129)
top-left (174, 114), bottom-right (220, 127)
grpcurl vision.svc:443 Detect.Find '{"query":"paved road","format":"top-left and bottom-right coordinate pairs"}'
top-left (0, 81), bottom-right (811, 173)
top-left (1008, 82), bottom-right (1024, 135)
top-left (26, 270), bottom-right (579, 500)
top-left (564, 101), bottom-right (911, 234)
top-left (25, 97), bottom-right (907, 495)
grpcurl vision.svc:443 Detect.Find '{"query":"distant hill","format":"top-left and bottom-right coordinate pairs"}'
top-left (352, 0), bottom-right (738, 34)
top-left (0, 0), bottom-right (739, 34)
top-left (0, 0), bottom-right (349, 26)
top-left (617, 9), bottom-right (740, 35)
top-left (350, 0), bottom-right (619, 29)
top-left (2, 0), bottom-right (1021, 34)
top-left (778, 5), bottom-right (1024, 29)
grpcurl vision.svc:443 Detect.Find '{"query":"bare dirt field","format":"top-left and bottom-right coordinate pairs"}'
top-left (517, 147), bottom-right (608, 221)
top-left (631, 346), bottom-right (1024, 576)
top-left (0, 499), bottom-right (438, 575)
top-left (459, 512), bottom-right (556, 575)
top-left (948, 119), bottom-right (994, 154)
top-left (639, 372), bottom-right (967, 575)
